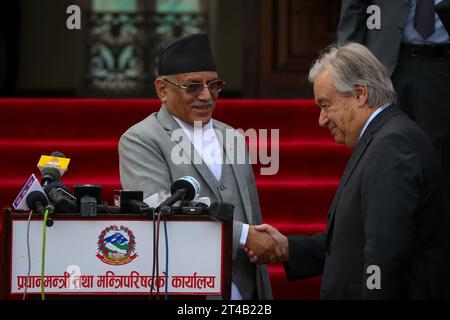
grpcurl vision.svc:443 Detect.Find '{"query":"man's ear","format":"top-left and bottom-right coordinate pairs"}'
top-left (354, 85), bottom-right (369, 107)
top-left (154, 78), bottom-right (167, 102)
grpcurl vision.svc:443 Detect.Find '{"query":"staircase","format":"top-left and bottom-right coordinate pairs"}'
top-left (0, 98), bottom-right (350, 299)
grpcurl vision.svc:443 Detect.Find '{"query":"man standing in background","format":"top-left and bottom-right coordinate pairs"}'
top-left (338, 0), bottom-right (450, 199)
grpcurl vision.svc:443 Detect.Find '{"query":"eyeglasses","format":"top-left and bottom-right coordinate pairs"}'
top-left (163, 78), bottom-right (225, 96)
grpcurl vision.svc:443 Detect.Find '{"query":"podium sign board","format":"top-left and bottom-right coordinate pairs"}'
top-left (1, 213), bottom-right (232, 299)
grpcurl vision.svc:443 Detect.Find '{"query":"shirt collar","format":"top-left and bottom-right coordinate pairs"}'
top-left (358, 102), bottom-right (391, 141)
top-left (171, 113), bottom-right (214, 135)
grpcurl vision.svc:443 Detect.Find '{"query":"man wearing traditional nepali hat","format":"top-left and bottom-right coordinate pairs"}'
top-left (119, 33), bottom-right (274, 300)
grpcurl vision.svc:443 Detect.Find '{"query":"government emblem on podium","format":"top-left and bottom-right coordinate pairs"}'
top-left (96, 225), bottom-right (138, 265)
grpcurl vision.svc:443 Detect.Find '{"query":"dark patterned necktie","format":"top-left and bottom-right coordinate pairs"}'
top-left (414, 0), bottom-right (436, 39)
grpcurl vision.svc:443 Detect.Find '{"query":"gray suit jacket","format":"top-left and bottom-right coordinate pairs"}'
top-left (118, 105), bottom-right (272, 300)
top-left (338, 0), bottom-right (411, 74)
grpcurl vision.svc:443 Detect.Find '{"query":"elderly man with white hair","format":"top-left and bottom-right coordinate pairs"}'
top-left (245, 43), bottom-right (450, 300)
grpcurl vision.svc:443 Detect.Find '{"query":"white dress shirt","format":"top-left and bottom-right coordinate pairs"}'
top-left (172, 115), bottom-right (249, 300)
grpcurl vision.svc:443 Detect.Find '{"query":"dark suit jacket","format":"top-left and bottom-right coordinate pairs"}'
top-left (337, 0), bottom-right (411, 74)
top-left (285, 105), bottom-right (450, 299)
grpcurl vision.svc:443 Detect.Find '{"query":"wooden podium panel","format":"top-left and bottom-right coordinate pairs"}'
top-left (0, 210), bottom-right (232, 300)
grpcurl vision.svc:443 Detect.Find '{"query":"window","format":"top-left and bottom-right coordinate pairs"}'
top-left (86, 0), bottom-right (207, 97)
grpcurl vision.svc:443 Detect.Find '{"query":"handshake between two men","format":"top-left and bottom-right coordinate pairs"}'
top-left (244, 224), bottom-right (289, 265)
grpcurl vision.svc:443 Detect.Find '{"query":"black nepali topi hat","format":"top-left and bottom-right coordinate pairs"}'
top-left (157, 33), bottom-right (216, 76)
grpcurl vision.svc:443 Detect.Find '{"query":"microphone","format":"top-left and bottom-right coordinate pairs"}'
top-left (74, 185), bottom-right (102, 216)
top-left (26, 191), bottom-right (51, 215)
top-left (44, 182), bottom-right (78, 213)
top-left (97, 205), bottom-right (121, 214)
top-left (37, 151), bottom-right (70, 187)
top-left (207, 202), bottom-right (234, 221)
top-left (115, 190), bottom-right (154, 214)
top-left (26, 191), bottom-right (54, 227)
top-left (156, 176), bottom-right (200, 212)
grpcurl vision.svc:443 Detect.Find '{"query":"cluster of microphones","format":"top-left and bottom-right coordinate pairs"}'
top-left (12, 152), bottom-right (234, 225)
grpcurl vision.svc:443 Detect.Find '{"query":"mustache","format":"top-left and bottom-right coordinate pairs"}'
top-left (190, 101), bottom-right (214, 108)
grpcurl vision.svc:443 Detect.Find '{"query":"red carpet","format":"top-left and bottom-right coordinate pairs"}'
top-left (0, 98), bottom-right (350, 299)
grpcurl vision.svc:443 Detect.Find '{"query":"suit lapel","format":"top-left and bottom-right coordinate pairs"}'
top-left (327, 132), bottom-right (373, 225)
top-left (157, 106), bottom-right (221, 199)
top-left (214, 122), bottom-right (253, 223)
top-left (326, 105), bottom-right (402, 236)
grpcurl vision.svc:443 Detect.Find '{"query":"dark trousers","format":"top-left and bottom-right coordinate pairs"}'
top-left (392, 52), bottom-right (450, 198)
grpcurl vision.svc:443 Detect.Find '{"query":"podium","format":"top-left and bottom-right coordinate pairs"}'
top-left (0, 208), bottom-right (232, 299)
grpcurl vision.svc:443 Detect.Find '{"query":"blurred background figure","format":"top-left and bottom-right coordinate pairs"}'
top-left (338, 0), bottom-right (450, 199)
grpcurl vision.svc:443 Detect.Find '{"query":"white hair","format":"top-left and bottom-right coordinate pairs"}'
top-left (308, 43), bottom-right (396, 107)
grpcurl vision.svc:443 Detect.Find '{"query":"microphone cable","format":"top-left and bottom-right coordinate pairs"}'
top-left (22, 210), bottom-right (34, 300)
top-left (149, 210), bottom-right (157, 299)
top-left (163, 211), bottom-right (169, 301)
top-left (155, 210), bottom-right (162, 299)
top-left (149, 207), bottom-right (171, 300)
top-left (40, 207), bottom-right (50, 300)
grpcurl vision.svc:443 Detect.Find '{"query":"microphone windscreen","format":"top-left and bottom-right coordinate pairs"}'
top-left (50, 151), bottom-right (66, 158)
top-left (41, 167), bottom-right (61, 182)
top-left (171, 176), bottom-right (200, 201)
top-left (26, 191), bottom-right (48, 210)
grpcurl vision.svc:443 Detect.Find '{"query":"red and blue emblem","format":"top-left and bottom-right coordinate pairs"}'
top-left (97, 225), bottom-right (137, 265)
